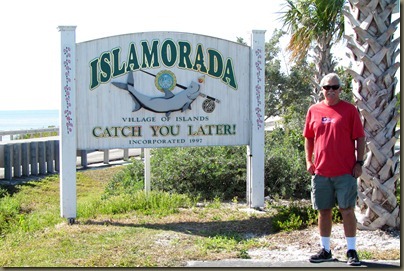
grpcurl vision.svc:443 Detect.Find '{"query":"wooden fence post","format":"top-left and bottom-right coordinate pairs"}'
top-left (4, 144), bottom-right (12, 180)
top-left (21, 143), bottom-right (29, 176)
top-left (38, 142), bottom-right (46, 175)
top-left (30, 142), bottom-right (38, 176)
top-left (13, 144), bottom-right (21, 178)
top-left (46, 140), bottom-right (54, 173)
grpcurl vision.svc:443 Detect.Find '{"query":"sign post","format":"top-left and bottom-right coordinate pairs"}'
top-left (247, 30), bottom-right (266, 208)
top-left (58, 26), bottom-right (77, 223)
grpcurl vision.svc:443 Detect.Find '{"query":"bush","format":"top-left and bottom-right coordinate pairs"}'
top-left (101, 159), bottom-right (198, 216)
top-left (150, 146), bottom-right (247, 200)
top-left (0, 187), bottom-right (9, 199)
top-left (271, 203), bottom-right (342, 232)
top-left (271, 203), bottom-right (317, 232)
top-left (102, 159), bottom-right (145, 200)
top-left (264, 128), bottom-right (310, 199)
top-left (106, 126), bottom-right (312, 202)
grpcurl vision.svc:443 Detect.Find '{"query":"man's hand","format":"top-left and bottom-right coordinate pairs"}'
top-left (306, 161), bottom-right (315, 175)
top-left (352, 163), bottom-right (363, 178)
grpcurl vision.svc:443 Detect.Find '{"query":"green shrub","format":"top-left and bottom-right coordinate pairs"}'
top-left (271, 203), bottom-right (343, 232)
top-left (17, 126), bottom-right (58, 140)
top-left (105, 126), bottom-right (313, 202)
top-left (102, 159), bottom-right (145, 199)
top-left (0, 187), bottom-right (9, 199)
top-left (101, 161), bottom-right (197, 216)
top-left (271, 203), bottom-right (317, 232)
top-left (150, 146), bottom-right (246, 200)
top-left (264, 128), bottom-right (311, 199)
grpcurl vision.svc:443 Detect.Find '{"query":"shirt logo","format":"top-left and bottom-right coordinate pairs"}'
top-left (322, 117), bottom-right (334, 124)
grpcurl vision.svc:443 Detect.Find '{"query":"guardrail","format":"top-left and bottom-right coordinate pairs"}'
top-left (0, 127), bottom-right (59, 141)
top-left (0, 128), bottom-right (136, 180)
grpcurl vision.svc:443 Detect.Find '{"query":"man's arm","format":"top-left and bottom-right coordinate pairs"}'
top-left (305, 137), bottom-right (315, 175)
top-left (353, 136), bottom-right (366, 178)
top-left (356, 137), bottom-right (365, 161)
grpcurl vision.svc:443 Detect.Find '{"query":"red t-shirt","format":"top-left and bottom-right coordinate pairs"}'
top-left (303, 100), bottom-right (365, 177)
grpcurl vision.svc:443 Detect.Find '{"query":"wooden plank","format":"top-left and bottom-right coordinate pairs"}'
top-left (21, 143), bottom-right (29, 176)
top-left (38, 142), bottom-right (46, 175)
top-left (4, 144), bottom-right (12, 180)
top-left (144, 148), bottom-right (151, 192)
top-left (46, 141), bottom-right (54, 173)
top-left (54, 140), bottom-right (60, 172)
top-left (80, 150), bottom-right (88, 168)
top-left (30, 142), bottom-right (38, 175)
top-left (103, 150), bottom-right (109, 164)
top-left (13, 144), bottom-right (21, 178)
top-left (123, 149), bottom-right (129, 161)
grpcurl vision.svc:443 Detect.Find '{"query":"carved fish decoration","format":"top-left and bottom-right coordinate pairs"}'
top-left (112, 72), bottom-right (202, 117)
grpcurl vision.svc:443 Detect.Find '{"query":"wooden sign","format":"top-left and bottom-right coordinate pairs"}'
top-left (75, 32), bottom-right (251, 149)
top-left (59, 28), bottom-right (265, 221)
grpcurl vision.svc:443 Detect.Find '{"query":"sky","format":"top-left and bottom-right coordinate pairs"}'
top-left (0, 0), bottom-right (289, 111)
top-left (0, 0), bottom-right (399, 111)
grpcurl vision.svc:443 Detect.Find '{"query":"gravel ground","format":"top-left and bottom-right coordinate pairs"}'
top-left (247, 222), bottom-right (400, 262)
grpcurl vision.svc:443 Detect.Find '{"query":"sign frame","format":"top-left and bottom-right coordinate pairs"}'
top-left (58, 27), bottom-right (266, 221)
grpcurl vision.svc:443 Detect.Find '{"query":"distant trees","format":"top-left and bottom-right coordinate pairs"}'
top-left (279, 0), bottom-right (345, 102)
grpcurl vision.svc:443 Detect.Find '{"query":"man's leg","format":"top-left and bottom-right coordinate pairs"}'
top-left (340, 207), bottom-right (361, 266)
top-left (318, 208), bottom-right (333, 237)
top-left (319, 208), bottom-right (333, 252)
top-left (339, 207), bottom-right (356, 237)
top-left (309, 208), bottom-right (334, 263)
top-left (309, 175), bottom-right (335, 263)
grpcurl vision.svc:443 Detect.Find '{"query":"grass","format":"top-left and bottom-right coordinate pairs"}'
top-left (0, 165), bottom-right (400, 267)
top-left (0, 166), bottom-right (269, 267)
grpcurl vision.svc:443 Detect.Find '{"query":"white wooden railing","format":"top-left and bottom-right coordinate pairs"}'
top-left (0, 127), bottom-right (59, 141)
top-left (0, 128), bottom-right (136, 180)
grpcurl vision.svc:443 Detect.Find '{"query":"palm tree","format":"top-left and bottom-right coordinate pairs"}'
top-left (343, 0), bottom-right (400, 229)
top-left (280, 0), bottom-right (400, 230)
top-left (280, 0), bottom-right (345, 102)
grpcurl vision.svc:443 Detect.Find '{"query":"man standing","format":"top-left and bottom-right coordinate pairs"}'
top-left (303, 73), bottom-right (365, 266)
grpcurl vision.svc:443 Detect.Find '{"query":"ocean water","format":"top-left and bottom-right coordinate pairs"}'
top-left (0, 110), bottom-right (59, 131)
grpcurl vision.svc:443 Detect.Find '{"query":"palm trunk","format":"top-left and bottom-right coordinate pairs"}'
top-left (312, 34), bottom-right (336, 103)
top-left (343, 0), bottom-right (400, 229)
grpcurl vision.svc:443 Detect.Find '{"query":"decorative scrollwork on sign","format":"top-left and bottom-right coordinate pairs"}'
top-left (254, 48), bottom-right (264, 130)
top-left (63, 47), bottom-right (73, 134)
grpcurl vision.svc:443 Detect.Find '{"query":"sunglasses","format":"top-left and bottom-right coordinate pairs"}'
top-left (322, 85), bottom-right (340, 90)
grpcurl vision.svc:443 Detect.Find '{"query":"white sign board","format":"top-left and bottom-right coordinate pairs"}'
top-left (59, 28), bottom-right (265, 220)
top-left (76, 32), bottom-right (251, 149)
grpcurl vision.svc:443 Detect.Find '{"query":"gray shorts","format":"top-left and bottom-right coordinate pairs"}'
top-left (311, 174), bottom-right (358, 210)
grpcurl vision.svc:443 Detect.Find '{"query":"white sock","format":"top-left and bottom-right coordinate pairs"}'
top-left (320, 236), bottom-right (331, 252)
top-left (346, 237), bottom-right (356, 250)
